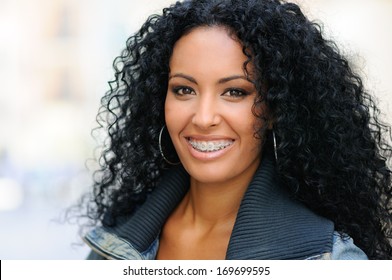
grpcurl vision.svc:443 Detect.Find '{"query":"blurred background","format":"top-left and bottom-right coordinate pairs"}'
top-left (0, 0), bottom-right (391, 259)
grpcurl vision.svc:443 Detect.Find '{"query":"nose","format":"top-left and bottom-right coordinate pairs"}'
top-left (191, 94), bottom-right (221, 130)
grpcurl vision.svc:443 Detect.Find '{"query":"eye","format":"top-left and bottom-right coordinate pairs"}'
top-left (222, 88), bottom-right (250, 98)
top-left (172, 86), bottom-right (195, 96)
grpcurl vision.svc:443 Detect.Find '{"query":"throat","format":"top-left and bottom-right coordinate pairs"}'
top-left (183, 178), bottom-right (248, 225)
top-left (156, 203), bottom-right (234, 260)
top-left (183, 188), bottom-right (242, 226)
top-left (156, 176), bottom-right (251, 260)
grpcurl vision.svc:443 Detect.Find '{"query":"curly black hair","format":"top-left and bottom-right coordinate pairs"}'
top-left (82, 0), bottom-right (392, 259)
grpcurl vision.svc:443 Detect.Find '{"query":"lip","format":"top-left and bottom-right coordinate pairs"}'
top-left (184, 135), bottom-right (235, 161)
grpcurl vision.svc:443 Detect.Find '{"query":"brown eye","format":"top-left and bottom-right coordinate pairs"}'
top-left (172, 86), bottom-right (195, 96)
top-left (222, 88), bottom-right (249, 98)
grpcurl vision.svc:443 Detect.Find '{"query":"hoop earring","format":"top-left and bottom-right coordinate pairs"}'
top-left (273, 130), bottom-right (278, 163)
top-left (159, 125), bottom-right (180, 165)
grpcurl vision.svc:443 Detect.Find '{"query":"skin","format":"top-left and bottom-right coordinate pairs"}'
top-left (157, 26), bottom-right (267, 260)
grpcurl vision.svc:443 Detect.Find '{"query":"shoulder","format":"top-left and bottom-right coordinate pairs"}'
top-left (330, 232), bottom-right (368, 260)
top-left (307, 232), bottom-right (368, 260)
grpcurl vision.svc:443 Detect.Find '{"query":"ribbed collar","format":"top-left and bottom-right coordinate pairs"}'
top-left (88, 155), bottom-right (334, 259)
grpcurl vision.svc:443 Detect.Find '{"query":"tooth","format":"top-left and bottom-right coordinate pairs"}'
top-left (188, 138), bottom-right (233, 152)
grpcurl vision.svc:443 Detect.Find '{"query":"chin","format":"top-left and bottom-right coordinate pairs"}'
top-left (183, 163), bottom-right (240, 185)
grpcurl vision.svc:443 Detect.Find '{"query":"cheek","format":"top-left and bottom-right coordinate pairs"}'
top-left (164, 93), bottom-right (176, 121)
top-left (164, 99), bottom-right (174, 131)
top-left (164, 95), bottom-right (184, 138)
top-left (164, 98), bottom-right (171, 124)
top-left (236, 110), bottom-right (264, 150)
top-left (234, 103), bottom-right (262, 133)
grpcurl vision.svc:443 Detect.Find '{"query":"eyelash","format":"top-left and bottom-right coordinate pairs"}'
top-left (171, 86), bottom-right (250, 98)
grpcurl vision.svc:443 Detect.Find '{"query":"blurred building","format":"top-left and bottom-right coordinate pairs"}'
top-left (0, 0), bottom-right (173, 259)
top-left (0, 0), bottom-right (391, 259)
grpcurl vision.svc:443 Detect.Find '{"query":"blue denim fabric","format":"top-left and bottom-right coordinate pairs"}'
top-left (84, 227), bottom-right (159, 260)
top-left (305, 232), bottom-right (368, 260)
top-left (330, 232), bottom-right (368, 260)
top-left (85, 230), bottom-right (367, 260)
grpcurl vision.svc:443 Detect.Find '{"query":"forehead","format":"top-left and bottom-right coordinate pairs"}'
top-left (169, 26), bottom-right (250, 76)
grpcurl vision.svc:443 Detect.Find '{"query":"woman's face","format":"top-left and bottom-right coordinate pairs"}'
top-left (165, 26), bottom-right (265, 185)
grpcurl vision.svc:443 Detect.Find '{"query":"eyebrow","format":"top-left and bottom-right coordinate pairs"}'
top-left (168, 73), bottom-right (197, 84)
top-left (218, 75), bottom-right (250, 84)
top-left (168, 73), bottom-right (252, 85)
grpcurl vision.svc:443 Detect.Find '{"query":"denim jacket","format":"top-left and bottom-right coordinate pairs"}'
top-left (84, 156), bottom-right (368, 260)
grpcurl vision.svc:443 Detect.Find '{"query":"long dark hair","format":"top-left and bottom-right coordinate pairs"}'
top-left (81, 0), bottom-right (392, 259)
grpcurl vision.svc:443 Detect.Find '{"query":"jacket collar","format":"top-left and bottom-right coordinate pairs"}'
top-left (84, 155), bottom-right (334, 259)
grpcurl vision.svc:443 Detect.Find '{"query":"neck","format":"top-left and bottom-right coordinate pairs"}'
top-left (196, 183), bottom-right (242, 222)
top-left (179, 172), bottom-right (254, 228)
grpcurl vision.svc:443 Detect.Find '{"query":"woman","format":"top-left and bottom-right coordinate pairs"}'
top-left (81, 0), bottom-right (392, 259)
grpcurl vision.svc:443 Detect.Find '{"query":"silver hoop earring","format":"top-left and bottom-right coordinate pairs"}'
top-left (159, 125), bottom-right (180, 165)
top-left (273, 130), bottom-right (278, 163)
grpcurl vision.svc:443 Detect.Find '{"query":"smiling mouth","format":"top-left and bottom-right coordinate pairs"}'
top-left (186, 137), bottom-right (234, 152)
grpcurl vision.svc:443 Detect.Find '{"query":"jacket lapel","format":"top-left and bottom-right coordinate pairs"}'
top-left (84, 155), bottom-right (334, 259)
